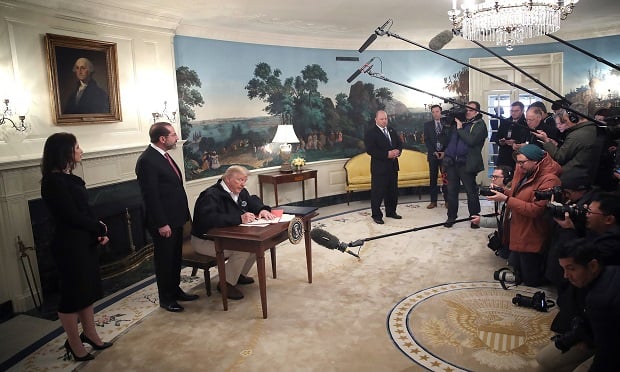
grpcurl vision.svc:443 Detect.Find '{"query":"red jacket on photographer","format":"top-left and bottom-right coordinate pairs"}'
top-left (503, 150), bottom-right (561, 253)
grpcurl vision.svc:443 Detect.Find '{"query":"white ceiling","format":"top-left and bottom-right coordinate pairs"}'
top-left (17, 0), bottom-right (620, 50)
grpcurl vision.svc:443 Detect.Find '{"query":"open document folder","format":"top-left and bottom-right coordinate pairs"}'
top-left (239, 213), bottom-right (295, 227)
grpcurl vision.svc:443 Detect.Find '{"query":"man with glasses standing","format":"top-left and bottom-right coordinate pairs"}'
top-left (136, 122), bottom-right (198, 312)
top-left (443, 101), bottom-right (488, 228)
top-left (486, 144), bottom-right (561, 286)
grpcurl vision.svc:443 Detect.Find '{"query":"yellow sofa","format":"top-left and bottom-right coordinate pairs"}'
top-left (343, 149), bottom-right (438, 204)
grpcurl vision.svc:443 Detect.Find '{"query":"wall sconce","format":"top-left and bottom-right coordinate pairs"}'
top-left (271, 125), bottom-right (300, 173)
top-left (151, 101), bottom-right (177, 123)
top-left (0, 98), bottom-right (30, 143)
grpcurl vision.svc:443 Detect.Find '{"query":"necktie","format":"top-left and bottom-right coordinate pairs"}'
top-left (383, 128), bottom-right (392, 145)
top-left (165, 153), bottom-right (181, 180)
top-left (435, 121), bottom-right (442, 135)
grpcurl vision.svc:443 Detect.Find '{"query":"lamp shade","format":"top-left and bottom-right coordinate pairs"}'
top-left (271, 125), bottom-right (299, 144)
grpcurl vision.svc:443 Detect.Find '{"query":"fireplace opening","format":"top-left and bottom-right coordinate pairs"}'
top-left (28, 180), bottom-right (154, 318)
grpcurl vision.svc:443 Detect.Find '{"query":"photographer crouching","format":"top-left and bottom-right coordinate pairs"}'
top-left (536, 239), bottom-right (620, 371)
top-left (485, 144), bottom-right (561, 286)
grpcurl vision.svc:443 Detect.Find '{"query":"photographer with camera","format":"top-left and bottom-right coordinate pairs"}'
top-left (442, 101), bottom-right (488, 228)
top-left (545, 171), bottom-right (597, 290)
top-left (534, 102), bottom-right (603, 180)
top-left (485, 144), bottom-right (561, 286)
top-left (536, 239), bottom-right (620, 372)
top-left (471, 165), bottom-right (513, 259)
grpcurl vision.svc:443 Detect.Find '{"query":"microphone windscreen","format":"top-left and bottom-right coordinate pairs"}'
top-left (310, 228), bottom-right (340, 250)
top-left (429, 30), bottom-right (454, 51)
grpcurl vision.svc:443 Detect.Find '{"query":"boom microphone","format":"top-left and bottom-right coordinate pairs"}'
top-left (358, 19), bottom-right (392, 52)
top-left (428, 30), bottom-right (454, 51)
top-left (310, 228), bottom-right (361, 258)
top-left (346, 57), bottom-right (376, 83)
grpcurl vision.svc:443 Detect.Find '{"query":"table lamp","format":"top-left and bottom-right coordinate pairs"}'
top-left (271, 125), bottom-right (300, 173)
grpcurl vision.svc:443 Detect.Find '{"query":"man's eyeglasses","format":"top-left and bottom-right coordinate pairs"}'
top-left (586, 208), bottom-right (607, 216)
top-left (491, 175), bottom-right (504, 180)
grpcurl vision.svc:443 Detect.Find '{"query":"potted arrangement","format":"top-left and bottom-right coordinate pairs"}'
top-left (291, 157), bottom-right (306, 172)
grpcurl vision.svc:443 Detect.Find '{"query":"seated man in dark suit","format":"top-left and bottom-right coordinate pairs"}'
top-left (191, 165), bottom-right (276, 300)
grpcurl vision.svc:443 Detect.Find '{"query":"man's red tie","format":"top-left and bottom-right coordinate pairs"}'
top-left (165, 153), bottom-right (181, 180)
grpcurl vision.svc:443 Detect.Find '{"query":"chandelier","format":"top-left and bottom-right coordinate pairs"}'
top-left (449, 0), bottom-right (580, 50)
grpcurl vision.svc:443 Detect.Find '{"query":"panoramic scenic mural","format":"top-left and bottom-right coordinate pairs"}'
top-left (174, 35), bottom-right (620, 180)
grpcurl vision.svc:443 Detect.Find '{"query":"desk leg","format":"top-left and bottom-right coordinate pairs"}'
top-left (256, 251), bottom-right (268, 319)
top-left (301, 179), bottom-right (305, 202)
top-left (259, 182), bottom-right (264, 201)
top-left (314, 176), bottom-right (318, 200)
top-left (215, 241), bottom-right (228, 311)
top-left (303, 219), bottom-right (313, 284)
top-left (270, 246), bottom-right (277, 279)
top-left (273, 184), bottom-right (279, 207)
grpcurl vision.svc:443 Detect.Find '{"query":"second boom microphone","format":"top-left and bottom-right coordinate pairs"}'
top-left (346, 57), bottom-right (375, 83)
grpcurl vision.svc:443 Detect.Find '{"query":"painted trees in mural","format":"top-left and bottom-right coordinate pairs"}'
top-left (444, 67), bottom-right (469, 103)
top-left (176, 66), bottom-right (205, 139)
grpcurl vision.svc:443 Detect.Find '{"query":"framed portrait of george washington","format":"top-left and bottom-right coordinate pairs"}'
top-left (45, 34), bottom-right (122, 125)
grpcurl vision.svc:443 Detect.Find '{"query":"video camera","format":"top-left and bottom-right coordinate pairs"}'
top-left (602, 115), bottom-right (620, 141)
top-left (552, 316), bottom-right (589, 353)
top-left (534, 186), bottom-right (564, 202)
top-left (441, 106), bottom-right (467, 126)
top-left (479, 185), bottom-right (505, 197)
top-left (546, 201), bottom-right (588, 220)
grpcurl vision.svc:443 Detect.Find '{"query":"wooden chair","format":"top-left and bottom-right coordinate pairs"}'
top-left (181, 221), bottom-right (217, 296)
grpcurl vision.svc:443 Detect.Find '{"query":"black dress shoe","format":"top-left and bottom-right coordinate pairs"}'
top-left (470, 223), bottom-right (480, 229)
top-left (444, 220), bottom-right (455, 228)
top-left (177, 292), bottom-right (199, 301)
top-left (64, 340), bottom-right (94, 361)
top-left (386, 213), bottom-right (402, 219)
top-left (237, 275), bottom-right (255, 285)
top-left (217, 282), bottom-right (244, 300)
top-left (373, 218), bottom-right (385, 224)
top-left (80, 333), bottom-right (113, 350)
top-left (160, 302), bottom-right (184, 312)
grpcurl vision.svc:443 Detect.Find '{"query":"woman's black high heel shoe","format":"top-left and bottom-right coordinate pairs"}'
top-left (80, 333), bottom-right (113, 350)
top-left (64, 340), bottom-right (94, 361)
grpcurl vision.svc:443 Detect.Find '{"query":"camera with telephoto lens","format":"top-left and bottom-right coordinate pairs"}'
top-left (546, 201), bottom-right (588, 220)
top-left (494, 267), bottom-right (521, 289)
top-left (534, 186), bottom-right (564, 201)
top-left (480, 185), bottom-right (505, 196)
top-left (512, 291), bottom-right (550, 312)
top-left (552, 316), bottom-right (588, 353)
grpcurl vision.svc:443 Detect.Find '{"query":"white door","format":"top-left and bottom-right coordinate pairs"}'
top-left (470, 53), bottom-right (563, 185)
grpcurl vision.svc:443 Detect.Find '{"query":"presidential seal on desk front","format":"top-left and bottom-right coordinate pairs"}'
top-left (288, 217), bottom-right (304, 244)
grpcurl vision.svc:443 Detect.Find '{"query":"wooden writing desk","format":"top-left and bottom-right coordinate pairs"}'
top-left (258, 169), bottom-right (318, 206)
top-left (206, 211), bottom-right (317, 318)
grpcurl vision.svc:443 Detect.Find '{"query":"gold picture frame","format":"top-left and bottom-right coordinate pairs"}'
top-left (45, 33), bottom-right (122, 124)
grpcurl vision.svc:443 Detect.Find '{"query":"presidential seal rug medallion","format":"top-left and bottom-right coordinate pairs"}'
top-left (388, 281), bottom-right (558, 371)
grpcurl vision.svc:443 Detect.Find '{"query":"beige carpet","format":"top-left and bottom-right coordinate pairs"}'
top-left (10, 200), bottom-right (558, 371)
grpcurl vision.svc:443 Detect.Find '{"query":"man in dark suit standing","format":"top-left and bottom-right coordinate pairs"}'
top-left (423, 104), bottom-right (448, 209)
top-left (364, 110), bottom-right (403, 224)
top-left (136, 122), bottom-right (198, 312)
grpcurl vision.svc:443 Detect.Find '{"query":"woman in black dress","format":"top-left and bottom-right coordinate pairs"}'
top-left (40, 133), bottom-right (113, 361)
